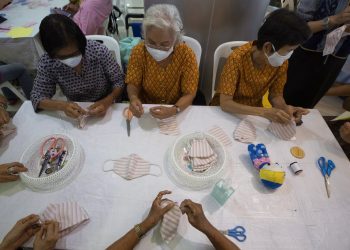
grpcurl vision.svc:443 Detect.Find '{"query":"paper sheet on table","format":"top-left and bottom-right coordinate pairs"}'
top-left (323, 25), bottom-right (349, 56)
top-left (7, 27), bottom-right (33, 38)
top-left (331, 111), bottom-right (350, 121)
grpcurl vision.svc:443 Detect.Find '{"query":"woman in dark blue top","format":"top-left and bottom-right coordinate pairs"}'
top-left (283, 0), bottom-right (350, 108)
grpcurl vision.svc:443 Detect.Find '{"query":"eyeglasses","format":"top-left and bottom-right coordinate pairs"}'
top-left (145, 42), bottom-right (172, 51)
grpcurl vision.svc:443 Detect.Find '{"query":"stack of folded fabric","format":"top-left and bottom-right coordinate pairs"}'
top-left (188, 138), bottom-right (217, 172)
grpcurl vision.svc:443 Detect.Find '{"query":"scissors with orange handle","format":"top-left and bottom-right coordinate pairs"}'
top-left (123, 108), bottom-right (133, 137)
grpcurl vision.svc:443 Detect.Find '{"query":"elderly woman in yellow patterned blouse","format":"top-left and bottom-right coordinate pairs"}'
top-left (126, 4), bottom-right (199, 119)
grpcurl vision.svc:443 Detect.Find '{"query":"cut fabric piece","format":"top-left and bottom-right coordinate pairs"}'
top-left (160, 201), bottom-right (182, 243)
top-left (157, 115), bottom-right (180, 135)
top-left (234, 119), bottom-right (256, 143)
top-left (40, 201), bottom-right (89, 237)
top-left (207, 126), bottom-right (232, 146)
top-left (189, 138), bottom-right (214, 158)
top-left (77, 114), bottom-right (90, 129)
top-left (0, 122), bottom-right (16, 138)
top-left (268, 121), bottom-right (296, 140)
top-left (103, 154), bottom-right (162, 180)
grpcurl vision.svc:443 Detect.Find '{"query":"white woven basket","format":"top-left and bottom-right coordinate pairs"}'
top-left (167, 132), bottom-right (228, 190)
top-left (19, 134), bottom-right (84, 192)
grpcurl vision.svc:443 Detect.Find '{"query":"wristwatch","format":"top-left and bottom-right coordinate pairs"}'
top-left (322, 17), bottom-right (330, 30)
top-left (173, 105), bottom-right (181, 114)
top-left (134, 224), bottom-right (144, 239)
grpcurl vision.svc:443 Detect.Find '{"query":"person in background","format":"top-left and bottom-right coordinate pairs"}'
top-left (212, 9), bottom-right (311, 124)
top-left (0, 0), bottom-right (11, 10)
top-left (0, 95), bottom-right (9, 126)
top-left (0, 63), bottom-right (34, 103)
top-left (326, 57), bottom-right (350, 110)
top-left (64, 0), bottom-right (112, 35)
top-left (340, 122), bottom-right (350, 143)
top-left (0, 215), bottom-right (59, 250)
top-left (107, 191), bottom-right (239, 250)
top-left (126, 4), bottom-right (199, 120)
top-left (31, 14), bottom-right (124, 119)
top-left (283, 0), bottom-right (350, 108)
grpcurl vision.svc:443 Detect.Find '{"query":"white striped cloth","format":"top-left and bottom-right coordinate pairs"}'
top-left (160, 201), bottom-right (182, 243)
top-left (157, 116), bottom-right (180, 135)
top-left (78, 114), bottom-right (90, 129)
top-left (0, 121), bottom-right (16, 138)
top-left (189, 139), bottom-right (214, 158)
top-left (234, 119), bottom-right (256, 143)
top-left (188, 139), bottom-right (217, 172)
top-left (112, 154), bottom-right (152, 180)
top-left (268, 121), bottom-right (296, 140)
top-left (40, 201), bottom-right (89, 237)
top-left (207, 126), bottom-right (232, 146)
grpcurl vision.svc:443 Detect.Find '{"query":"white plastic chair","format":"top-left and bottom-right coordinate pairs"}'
top-left (1, 81), bottom-right (27, 102)
top-left (212, 41), bottom-right (248, 98)
top-left (183, 36), bottom-right (202, 66)
top-left (86, 35), bottom-right (122, 70)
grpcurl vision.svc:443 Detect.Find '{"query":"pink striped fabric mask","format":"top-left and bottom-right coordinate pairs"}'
top-left (160, 200), bottom-right (182, 243)
top-left (207, 126), bottom-right (232, 146)
top-left (268, 121), bottom-right (296, 140)
top-left (40, 201), bottom-right (89, 237)
top-left (234, 119), bottom-right (256, 143)
top-left (187, 138), bottom-right (217, 172)
top-left (103, 154), bottom-right (162, 180)
top-left (157, 115), bottom-right (180, 135)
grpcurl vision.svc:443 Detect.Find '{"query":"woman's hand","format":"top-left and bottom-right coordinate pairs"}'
top-left (340, 122), bottom-right (350, 144)
top-left (0, 162), bottom-right (27, 183)
top-left (141, 190), bottom-right (175, 231)
top-left (88, 97), bottom-right (113, 116)
top-left (263, 107), bottom-right (291, 124)
top-left (63, 102), bottom-right (86, 119)
top-left (0, 105), bottom-right (10, 126)
top-left (150, 106), bottom-right (176, 119)
top-left (331, 6), bottom-right (350, 26)
top-left (33, 221), bottom-right (59, 250)
top-left (0, 214), bottom-right (41, 250)
top-left (129, 96), bottom-right (144, 118)
top-left (285, 105), bottom-right (309, 124)
top-left (180, 199), bottom-right (211, 233)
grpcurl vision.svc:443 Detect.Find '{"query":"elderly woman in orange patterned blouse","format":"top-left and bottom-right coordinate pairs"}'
top-left (126, 4), bottom-right (199, 119)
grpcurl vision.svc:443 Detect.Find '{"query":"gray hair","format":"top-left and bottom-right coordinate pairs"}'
top-left (142, 4), bottom-right (183, 43)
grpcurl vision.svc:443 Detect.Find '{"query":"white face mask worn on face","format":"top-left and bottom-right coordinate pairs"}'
top-left (265, 44), bottom-right (293, 67)
top-left (146, 45), bottom-right (174, 62)
top-left (59, 54), bottom-right (82, 68)
top-left (103, 154), bottom-right (162, 180)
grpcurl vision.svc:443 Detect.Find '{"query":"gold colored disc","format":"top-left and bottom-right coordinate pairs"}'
top-left (290, 146), bottom-right (305, 159)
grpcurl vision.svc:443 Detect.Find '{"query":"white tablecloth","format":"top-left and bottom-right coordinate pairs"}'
top-left (1, 101), bottom-right (350, 250)
top-left (0, 0), bottom-right (66, 69)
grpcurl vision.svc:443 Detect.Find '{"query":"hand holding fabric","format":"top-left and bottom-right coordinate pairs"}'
top-left (0, 214), bottom-right (41, 250)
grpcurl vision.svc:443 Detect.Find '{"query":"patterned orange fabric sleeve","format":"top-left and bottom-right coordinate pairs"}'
top-left (217, 51), bottom-right (239, 96)
top-left (269, 61), bottom-right (288, 98)
top-left (181, 46), bottom-right (199, 95)
top-left (125, 44), bottom-right (144, 87)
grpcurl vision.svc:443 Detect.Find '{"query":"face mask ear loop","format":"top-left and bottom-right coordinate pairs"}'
top-left (102, 159), bottom-right (116, 172)
top-left (149, 164), bottom-right (163, 177)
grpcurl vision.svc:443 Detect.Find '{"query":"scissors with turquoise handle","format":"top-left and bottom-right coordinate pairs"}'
top-left (317, 157), bottom-right (336, 198)
top-left (220, 225), bottom-right (247, 242)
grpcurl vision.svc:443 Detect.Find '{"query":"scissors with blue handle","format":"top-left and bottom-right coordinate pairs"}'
top-left (317, 157), bottom-right (336, 198)
top-left (220, 226), bottom-right (247, 242)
